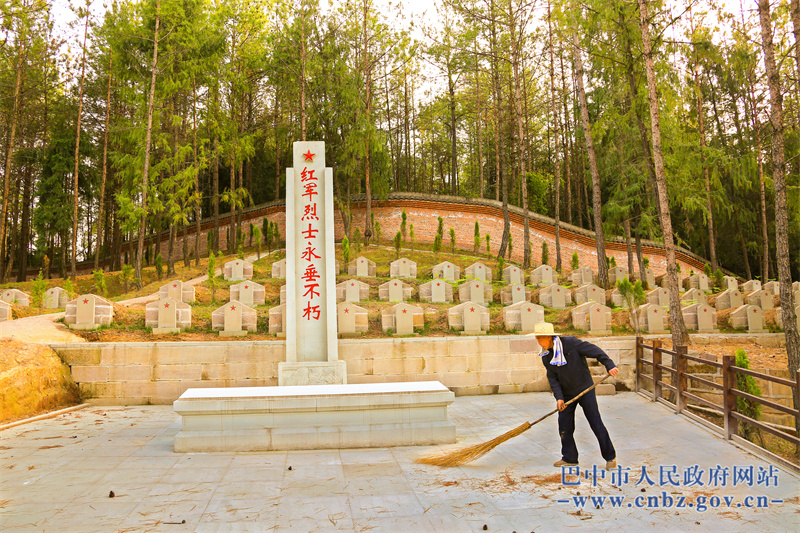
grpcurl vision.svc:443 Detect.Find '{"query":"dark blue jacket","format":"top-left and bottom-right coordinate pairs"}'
top-left (540, 336), bottom-right (616, 401)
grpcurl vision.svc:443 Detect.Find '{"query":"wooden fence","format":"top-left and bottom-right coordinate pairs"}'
top-left (635, 337), bottom-right (800, 469)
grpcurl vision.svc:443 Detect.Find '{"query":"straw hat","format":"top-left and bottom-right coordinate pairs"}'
top-left (527, 322), bottom-right (562, 337)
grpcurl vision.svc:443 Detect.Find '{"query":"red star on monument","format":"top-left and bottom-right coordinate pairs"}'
top-left (478, 265), bottom-right (482, 269)
top-left (475, 283), bottom-right (480, 288)
top-left (303, 150), bottom-right (315, 162)
top-left (165, 303), bottom-right (170, 308)
top-left (344, 308), bottom-right (349, 313)
top-left (231, 305), bottom-right (236, 311)
top-left (517, 287), bottom-right (521, 291)
top-left (436, 282), bottom-right (441, 287)
top-left (402, 309), bottom-right (407, 314)
top-left (394, 282), bottom-right (398, 286)
top-left (470, 307), bottom-right (475, 312)
top-left (83, 299), bottom-right (88, 304)
top-left (173, 284), bottom-right (177, 288)
top-left (235, 262), bottom-right (239, 265)
top-left (527, 307), bottom-right (532, 312)
top-left (244, 285), bottom-right (249, 289)
top-left (446, 265), bottom-right (450, 268)
top-left (50, 291), bottom-right (54, 294)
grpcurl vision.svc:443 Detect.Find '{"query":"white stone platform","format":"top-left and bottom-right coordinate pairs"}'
top-left (173, 381), bottom-right (456, 452)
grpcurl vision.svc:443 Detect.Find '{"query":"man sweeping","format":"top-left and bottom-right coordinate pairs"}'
top-left (533, 322), bottom-right (618, 469)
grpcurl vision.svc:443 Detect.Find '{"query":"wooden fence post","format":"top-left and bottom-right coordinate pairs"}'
top-left (676, 345), bottom-right (687, 414)
top-left (652, 340), bottom-right (662, 402)
top-left (635, 336), bottom-right (643, 393)
top-left (722, 354), bottom-right (737, 440)
top-left (795, 371), bottom-right (800, 460)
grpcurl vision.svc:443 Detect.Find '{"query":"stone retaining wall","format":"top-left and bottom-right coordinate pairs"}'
top-left (51, 336), bottom-right (636, 405)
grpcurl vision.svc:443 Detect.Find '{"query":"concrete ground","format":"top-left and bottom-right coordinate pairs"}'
top-left (1, 392), bottom-right (797, 532)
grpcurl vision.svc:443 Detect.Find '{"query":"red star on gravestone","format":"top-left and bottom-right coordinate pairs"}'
top-left (165, 303), bottom-right (170, 308)
top-left (478, 265), bottom-right (482, 269)
top-left (173, 284), bottom-right (177, 288)
top-left (527, 307), bottom-right (532, 312)
top-left (231, 305), bottom-right (236, 311)
top-left (402, 260), bottom-right (406, 264)
top-left (244, 285), bottom-right (249, 289)
top-left (50, 291), bottom-right (54, 294)
top-left (556, 288), bottom-right (560, 292)
top-left (436, 282), bottom-right (441, 287)
top-left (344, 308), bottom-right (349, 313)
top-left (394, 282), bottom-right (398, 286)
top-left (402, 309), bottom-right (407, 314)
top-left (475, 284), bottom-right (479, 288)
top-left (236, 262), bottom-right (239, 266)
top-left (83, 299), bottom-right (88, 304)
top-left (517, 287), bottom-right (521, 291)
top-left (350, 282), bottom-right (355, 286)
top-left (470, 307), bottom-right (475, 312)
top-left (303, 150), bottom-right (315, 162)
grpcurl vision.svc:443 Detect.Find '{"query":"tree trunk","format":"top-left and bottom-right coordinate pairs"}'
top-left (508, 0), bottom-right (530, 268)
top-left (362, 0), bottom-right (373, 245)
top-left (136, 0), bottom-right (160, 284)
top-left (637, 0), bottom-right (689, 348)
top-left (192, 74), bottom-right (201, 266)
top-left (758, 0), bottom-right (800, 421)
top-left (71, 10), bottom-right (90, 281)
top-left (1, 30), bottom-right (24, 281)
top-left (474, 46), bottom-right (484, 198)
top-left (549, 2), bottom-right (562, 271)
top-left (623, 217), bottom-right (634, 278)
top-left (735, 215), bottom-right (751, 279)
top-left (573, 29), bottom-right (608, 287)
top-left (95, 56), bottom-right (113, 270)
top-left (692, 52), bottom-right (717, 271)
top-left (17, 161), bottom-right (32, 281)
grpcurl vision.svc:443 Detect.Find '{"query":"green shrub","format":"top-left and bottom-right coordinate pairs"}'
top-left (704, 263), bottom-right (712, 277)
top-left (342, 235), bottom-right (350, 270)
top-left (353, 227), bottom-right (362, 253)
top-left (208, 252), bottom-right (218, 303)
top-left (734, 349), bottom-right (763, 444)
top-left (497, 255), bottom-right (505, 275)
top-left (714, 268), bottom-right (725, 289)
top-left (121, 264), bottom-right (134, 293)
top-left (31, 271), bottom-right (47, 310)
top-left (485, 233), bottom-right (491, 254)
top-left (449, 228), bottom-right (456, 254)
top-left (249, 223), bottom-right (255, 246)
top-left (394, 231), bottom-right (402, 259)
top-left (433, 233), bottom-right (442, 256)
top-left (374, 220), bottom-right (382, 246)
top-left (507, 233), bottom-right (512, 259)
top-left (643, 257), bottom-right (650, 268)
top-left (63, 279), bottom-right (76, 299)
top-left (474, 221), bottom-right (481, 253)
top-left (571, 252), bottom-right (580, 270)
top-left (401, 210), bottom-right (407, 243)
top-left (92, 269), bottom-right (107, 297)
top-left (617, 277), bottom-right (646, 335)
top-left (541, 242), bottom-right (549, 266)
top-left (253, 226), bottom-right (262, 259)
top-left (409, 224), bottom-right (415, 251)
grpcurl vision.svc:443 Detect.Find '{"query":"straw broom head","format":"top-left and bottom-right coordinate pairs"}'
top-left (415, 420), bottom-right (533, 467)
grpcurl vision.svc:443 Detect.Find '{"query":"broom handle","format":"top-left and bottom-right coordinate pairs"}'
top-left (525, 374), bottom-right (613, 428)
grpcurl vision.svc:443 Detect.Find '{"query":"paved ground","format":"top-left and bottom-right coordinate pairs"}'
top-left (1, 392), bottom-right (797, 532)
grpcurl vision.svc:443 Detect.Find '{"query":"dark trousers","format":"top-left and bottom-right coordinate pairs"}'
top-left (557, 390), bottom-right (615, 463)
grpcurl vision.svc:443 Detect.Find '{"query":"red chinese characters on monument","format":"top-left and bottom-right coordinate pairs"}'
top-left (299, 165), bottom-right (321, 321)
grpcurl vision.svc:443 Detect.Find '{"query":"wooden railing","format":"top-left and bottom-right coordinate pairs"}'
top-left (635, 337), bottom-right (800, 467)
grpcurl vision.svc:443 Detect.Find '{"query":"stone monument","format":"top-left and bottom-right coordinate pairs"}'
top-left (348, 256), bottom-right (376, 277)
top-left (458, 279), bottom-right (492, 305)
top-left (500, 283), bottom-right (530, 305)
top-left (448, 301), bottom-right (489, 334)
top-left (465, 262), bottom-right (492, 282)
top-left (608, 266), bottom-right (627, 285)
top-left (503, 265), bottom-right (523, 284)
top-left (432, 261), bottom-right (460, 281)
top-left (272, 258), bottom-right (287, 278)
top-left (280, 141), bottom-right (345, 385)
top-left (681, 288), bottom-right (707, 305)
top-left (571, 266), bottom-right (594, 286)
top-left (0, 300), bottom-right (11, 322)
top-left (230, 281), bottom-right (266, 307)
top-left (502, 301), bottom-right (545, 333)
top-left (573, 283), bottom-right (604, 305)
top-left (390, 257), bottom-right (417, 279)
top-left (741, 279), bottom-right (762, 293)
top-left (65, 294), bottom-right (113, 330)
top-left (538, 283), bottom-right (571, 309)
top-left (530, 265), bottom-right (555, 287)
top-left (419, 279), bottom-right (453, 303)
top-left (744, 289), bottom-right (772, 311)
top-left (723, 275), bottom-right (738, 290)
top-left (337, 301), bottom-right (368, 337)
top-left (159, 280), bottom-right (195, 303)
top-left (146, 297), bottom-right (191, 334)
top-left (646, 287), bottom-right (669, 307)
top-left (1, 289), bottom-right (29, 307)
top-left (212, 300), bottom-right (257, 336)
top-left (571, 302), bottom-right (611, 334)
top-left (43, 287), bottom-right (69, 309)
top-left (381, 302), bottom-right (424, 335)
top-left (682, 303), bottom-right (717, 332)
top-left (336, 279), bottom-right (370, 303)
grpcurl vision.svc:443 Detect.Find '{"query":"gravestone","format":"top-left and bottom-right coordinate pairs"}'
top-left (0, 300), bottom-right (11, 322)
top-left (1, 289), bottom-right (29, 307)
top-left (381, 302), bottom-right (423, 335)
top-left (573, 283), bottom-right (603, 305)
top-left (272, 258), bottom-right (287, 279)
top-left (336, 279), bottom-right (370, 303)
top-left (145, 297), bottom-right (191, 334)
top-left (530, 265), bottom-right (554, 287)
top-left (212, 300), bottom-right (257, 337)
top-left (503, 265), bottom-right (523, 285)
top-left (224, 259), bottom-right (253, 281)
top-left (713, 288), bottom-right (743, 311)
top-left (502, 301), bottom-right (545, 333)
top-left (280, 141), bottom-right (345, 385)
top-left (571, 302), bottom-right (611, 334)
top-left (775, 305), bottom-right (800, 331)
top-left (447, 301), bottom-right (489, 335)
top-left (634, 303), bottom-right (668, 333)
top-left (458, 279), bottom-right (492, 305)
top-left (659, 274), bottom-right (686, 293)
top-left (159, 280), bottom-right (195, 303)
top-left (682, 303), bottom-right (717, 332)
top-left (609, 288), bottom-right (628, 309)
top-left (337, 302), bottom-right (368, 337)
top-left (43, 287), bottom-right (68, 309)
top-left (646, 287), bottom-right (669, 307)
top-left (65, 294), bottom-right (113, 330)
top-left (744, 289), bottom-right (772, 311)
top-left (538, 283), bottom-right (570, 309)
top-left (639, 268), bottom-right (656, 289)
top-left (280, 284), bottom-right (286, 304)
top-left (379, 279), bottom-right (413, 302)
top-left (571, 266), bottom-right (594, 286)
top-left (685, 273), bottom-right (711, 293)
top-left (465, 262), bottom-right (492, 282)
top-left (390, 257), bottom-right (417, 279)
top-left (741, 280), bottom-right (762, 293)
top-left (723, 276), bottom-right (738, 291)
top-left (348, 256), bottom-right (376, 277)
top-left (268, 304), bottom-right (286, 336)
top-left (231, 281), bottom-right (266, 307)
top-left (500, 283), bottom-right (530, 305)
top-left (608, 266), bottom-right (628, 285)
top-left (730, 305), bottom-right (765, 333)
top-left (763, 281), bottom-right (780, 296)
top-left (681, 288), bottom-right (707, 306)
top-left (419, 279), bottom-right (453, 303)
top-left (432, 261), bottom-right (460, 281)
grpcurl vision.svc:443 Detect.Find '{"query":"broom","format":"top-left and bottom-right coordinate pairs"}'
top-left (416, 374), bottom-right (612, 467)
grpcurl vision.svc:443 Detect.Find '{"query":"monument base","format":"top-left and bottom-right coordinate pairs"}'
top-left (152, 327), bottom-right (180, 335)
top-left (68, 324), bottom-right (100, 331)
top-left (219, 330), bottom-right (247, 337)
top-left (173, 381), bottom-right (456, 452)
top-left (461, 330), bottom-right (486, 336)
top-left (278, 360), bottom-right (347, 386)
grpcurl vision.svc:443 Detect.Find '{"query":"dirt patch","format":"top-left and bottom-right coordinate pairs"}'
top-left (0, 339), bottom-right (81, 423)
top-left (660, 338), bottom-right (788, 370)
